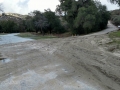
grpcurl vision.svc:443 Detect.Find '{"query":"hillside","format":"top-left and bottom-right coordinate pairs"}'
top-left (0, 13), bottom-right (28, 33)
top-left (0, 13), bottom-right (27, 23)
top-left (111, 9), bottom-right (120, 15)
top-left (0, 13), bottom-right (27, 19)
top-left (110, 9), bottom-right (120, 26)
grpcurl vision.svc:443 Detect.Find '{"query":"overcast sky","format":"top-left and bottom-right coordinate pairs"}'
top-left (0, 0), bottom-right (119, 15)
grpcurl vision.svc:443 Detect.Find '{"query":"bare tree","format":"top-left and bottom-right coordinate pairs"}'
top-left (34, 15), bottom-right (49, 35)
top-left (0, 3), bottom-right (3, 12)
top-left (108, 0), bottom-right (120, 6)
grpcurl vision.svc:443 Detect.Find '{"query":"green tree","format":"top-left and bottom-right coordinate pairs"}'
top-left (24, 16), bottom-right (35, 32)
top-left (0, 25), bottom-right (3, 33)
top-left (44, 9), bottom-right (65, 34)
top-left (111, 9), bottom-right (120, 25)
top-left (56, 0), bottom-right (110, 34)
top-left (74, 6), bottom-right (97, 34)
top-left (0, 20), bottom-right (18, 33)
top-left (112, 15), bottom-right (120, 25)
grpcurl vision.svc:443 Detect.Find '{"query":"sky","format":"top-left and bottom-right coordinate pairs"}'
top-left (0, 0), bottom-right (119, 15)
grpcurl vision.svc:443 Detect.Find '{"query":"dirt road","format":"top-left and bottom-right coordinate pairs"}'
top-left (0, 22), bottom-right (120, 90)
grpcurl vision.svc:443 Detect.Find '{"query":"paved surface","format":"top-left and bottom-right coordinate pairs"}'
top-left (94, 21), bottom-right (118, 34)
top-left (85, 21), bottom-right (118, 36)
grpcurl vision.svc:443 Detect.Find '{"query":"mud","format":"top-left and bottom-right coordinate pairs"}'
top-left (0, 22), bottom-right (119, 90)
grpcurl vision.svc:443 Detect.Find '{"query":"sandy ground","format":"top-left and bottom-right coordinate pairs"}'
top-left (0, 22), bottom-right (120, 90)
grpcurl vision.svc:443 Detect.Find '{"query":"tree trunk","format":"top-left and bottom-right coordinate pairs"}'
top-left (41, 27), bottom-right (44, 36)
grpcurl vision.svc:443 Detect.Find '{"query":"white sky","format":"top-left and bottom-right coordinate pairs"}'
top-left (0, 0), bottom-right (119, 15)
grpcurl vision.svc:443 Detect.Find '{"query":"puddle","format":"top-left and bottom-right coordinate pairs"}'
top-left (0, 58), bottom-right (11, 64)
top-left (0, 33), bottom-right (33, 45)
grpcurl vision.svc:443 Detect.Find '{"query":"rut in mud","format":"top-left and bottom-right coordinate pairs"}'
top-left (0, 22), bottom-right (119, 90)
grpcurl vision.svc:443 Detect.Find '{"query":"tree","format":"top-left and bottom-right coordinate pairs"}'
top-left (44, 9), bottom-right (65, 34)
top-left (0, 3), bottom-right (3, 12)
top-left (31, 10), bottom-right (49, 35)
top-left (108, 0), bottom-right (120, 6)
top-left (0, 20), bottom-right (18, 33)
top-left (74, 6), bottom-right (97, 34)
top-left (112, 15), bottom-right (120, 25)
top-left (23, 16), bottom-right (35, 32)
top-left (34, 14), bottom-right (49, 35)
top-left (56, 0), bottom-right (110, 34)
top-left (110, 9), bottom-right (120, 25)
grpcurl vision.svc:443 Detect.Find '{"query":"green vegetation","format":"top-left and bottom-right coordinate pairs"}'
top-left (108, 0), bottom-right (120, 6)
top-left (109, 30), bottom-right (120, 44)
top-left (44, 9), bottom-right (65, 34)
top-left (0, 20), bottom-right (18, 33)
top-left (17, 33), bottom-right (57, 40)
top-left (0, 0), bottom-right (111, 36)
top-left (109, 31), bottom-right (120, 37)
top-left (108, 30), bottom-right (120, 51)
top-left (110, 0), bottom-right (120, 26)
top-left (56, 0), bottom-right (110, 34)
top-left (111, 9), bottom-right (120, 26)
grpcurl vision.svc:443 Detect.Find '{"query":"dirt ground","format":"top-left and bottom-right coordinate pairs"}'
top-left (0, 23), bottom-right (120, 90)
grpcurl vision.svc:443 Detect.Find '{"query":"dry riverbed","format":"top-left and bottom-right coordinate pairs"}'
top-left (0, 32), bottom-right (120, 90)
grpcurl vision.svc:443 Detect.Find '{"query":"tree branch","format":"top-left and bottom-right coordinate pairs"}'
top-left (0, 3), bottom-right (3, 12)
